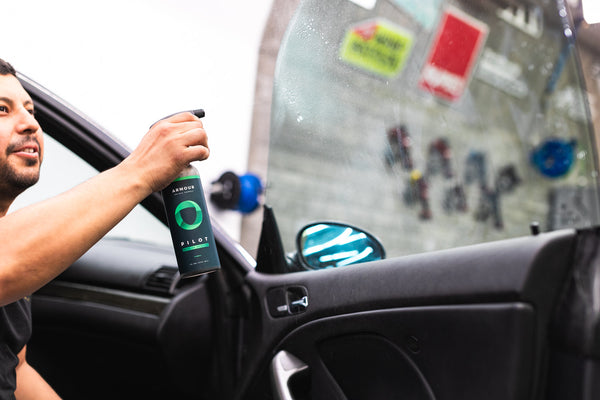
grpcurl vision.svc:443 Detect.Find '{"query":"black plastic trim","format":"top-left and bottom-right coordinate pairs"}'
top-left (236, 228), bottom-right (577, 399)
top-left (34, 281), bottom-right (170, 316)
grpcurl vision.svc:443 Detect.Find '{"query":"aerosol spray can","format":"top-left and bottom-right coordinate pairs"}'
top-left (158, 110), bottom-right (220, 278)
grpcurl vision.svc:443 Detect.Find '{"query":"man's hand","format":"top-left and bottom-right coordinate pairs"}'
top-left (123, 111), bottom-right (210, 193)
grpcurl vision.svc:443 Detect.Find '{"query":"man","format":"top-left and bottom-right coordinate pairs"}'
top-left (0, 58), bottom-right (210, 399)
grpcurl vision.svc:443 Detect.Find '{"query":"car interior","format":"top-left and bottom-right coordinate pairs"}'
top-left (9, 0), bottom-right (600, 399)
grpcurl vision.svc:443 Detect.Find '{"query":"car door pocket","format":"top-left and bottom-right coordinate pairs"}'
top-left (318, 334), bottom-right (435, 400)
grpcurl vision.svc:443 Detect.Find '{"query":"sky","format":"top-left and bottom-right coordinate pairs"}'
top-left (1, 0), bottom-right (274, 239)
top-left (582, 0), bottom-right (600, 24)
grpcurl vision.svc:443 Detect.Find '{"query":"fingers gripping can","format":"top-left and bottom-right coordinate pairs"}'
top-left (162, 164), bottom-right (221, 278)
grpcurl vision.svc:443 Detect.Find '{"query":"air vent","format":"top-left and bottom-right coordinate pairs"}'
top-left (145, 266), bottom-right (178, 295)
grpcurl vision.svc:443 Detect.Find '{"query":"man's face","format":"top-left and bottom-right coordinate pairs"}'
top-left (0, 74), bottom-right (43, 198)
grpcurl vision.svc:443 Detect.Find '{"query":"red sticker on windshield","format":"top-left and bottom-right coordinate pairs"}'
top-left (418, 7), bottom-right (488, 102)
top-left (354, 22), bottom-right (378, 40)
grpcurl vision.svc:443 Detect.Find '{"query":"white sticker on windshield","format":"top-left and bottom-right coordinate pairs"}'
top-left (346, 0), bottom-right (377, 10)
top-left (476, 49), bottom-right (528, 98)
top-left (390, 0), bottom-right (442, 30)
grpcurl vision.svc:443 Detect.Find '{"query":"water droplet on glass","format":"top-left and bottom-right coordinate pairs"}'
top-left (564, 28), bottom-right (572, 38)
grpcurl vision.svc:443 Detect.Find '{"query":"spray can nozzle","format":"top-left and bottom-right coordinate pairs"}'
top-left (150, 109), bottom-right (205, 128)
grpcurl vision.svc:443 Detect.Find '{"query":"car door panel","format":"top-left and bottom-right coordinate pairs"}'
top-left (237, 228), bottom-right (576, 399)
top-left (28, 238), bottom-right (216, 400)
top-left (277, 303), bottom-right (534, 400)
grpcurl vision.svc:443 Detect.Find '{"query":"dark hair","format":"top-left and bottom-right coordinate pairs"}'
top-left (0, 58), bottom-right (16, 76)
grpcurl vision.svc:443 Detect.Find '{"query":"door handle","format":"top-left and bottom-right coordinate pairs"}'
top-left (290, 295), bottom-right (309, 313)
top-left (271, 350), bottom-right (308, 400)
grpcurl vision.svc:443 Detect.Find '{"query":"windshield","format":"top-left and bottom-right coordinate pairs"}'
top-left (266, 0), bottom-right (600, 257)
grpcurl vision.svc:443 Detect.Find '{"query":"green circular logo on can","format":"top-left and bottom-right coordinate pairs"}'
top-left (174, 200), bottom-right (203, 230)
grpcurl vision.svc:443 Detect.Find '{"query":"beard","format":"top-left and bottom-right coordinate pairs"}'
top-left (0, 138), bottom-right (42, 198)
top-left (0, 159), bottom-right (40, 197)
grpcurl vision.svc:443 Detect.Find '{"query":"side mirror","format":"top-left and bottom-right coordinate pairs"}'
top-left (296, 222), bottom-right (385, 270)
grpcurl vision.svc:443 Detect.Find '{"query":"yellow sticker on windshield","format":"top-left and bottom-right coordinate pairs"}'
top-left (340, 19), bottom-right (414, 78)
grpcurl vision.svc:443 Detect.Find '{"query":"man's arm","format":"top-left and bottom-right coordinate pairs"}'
top-left (14, 346), bottom-right (60, 400)
top-left (0, 112), bottom-right (208, 306)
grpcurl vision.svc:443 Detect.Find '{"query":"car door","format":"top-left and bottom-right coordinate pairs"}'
top-left (238, 228), bottom-right (576, 400)
top-left (230, 0), bottom-right (600, 399)
top-left (18, 0), bottom-right (600, 399)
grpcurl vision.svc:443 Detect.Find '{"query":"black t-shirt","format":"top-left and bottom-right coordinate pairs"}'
top-left (0, 298), bottom-right (32, 399)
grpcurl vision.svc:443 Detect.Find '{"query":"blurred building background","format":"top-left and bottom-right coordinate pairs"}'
top-left (2, 0), bottom-right (600, 259)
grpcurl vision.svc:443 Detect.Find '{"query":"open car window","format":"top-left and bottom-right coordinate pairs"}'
top-left (266, 0), bottom-right (600, 258)
top-left (10, 135), bottom-right (172, 247)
